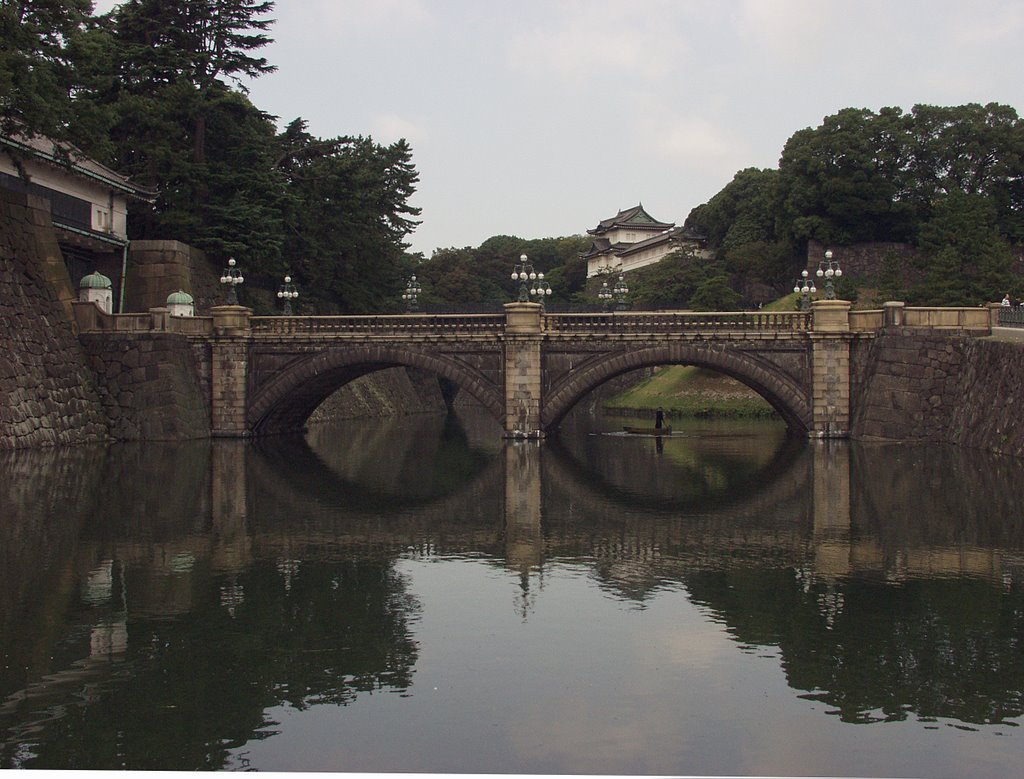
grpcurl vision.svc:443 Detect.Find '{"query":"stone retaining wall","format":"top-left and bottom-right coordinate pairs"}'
top-left (0, 189), bottom-right (110, 448)
top-left (308, 367), bottom-right (446, 423)
top-left (125, 240), bottom-right (222, 314)
top-left (79, 332), bottom-right (211, 441)
top-left (852, 328), bottom-right (1024, 457)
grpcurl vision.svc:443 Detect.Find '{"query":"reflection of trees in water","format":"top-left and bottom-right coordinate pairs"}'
top-left (0, 553), bottom-right (420, 770)
top-left (0, 445), bottom-right (108, 632)
top-left (0, 439), bottom-right (426, 771)
top-left (685, 568), bottom-right (1024, 726)
top-left (543, 432), bottom-right (1024, 727)
top-left (535, 433), bottom-right (816, 607)
top-left (545, 422), bottom-right (804, 513)
top-left (6, 415), bottom-right (1024, 766)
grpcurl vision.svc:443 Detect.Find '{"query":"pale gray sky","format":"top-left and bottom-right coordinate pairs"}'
top-left (95, 0), bottom-right (1024, 256)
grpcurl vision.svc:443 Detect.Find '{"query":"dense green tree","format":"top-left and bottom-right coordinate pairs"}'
top-left (915, 192), bottom-right (1013, 305)
top-left (685, 167), bottom-right (780, 249)
top-left (689, 267), bottom-right (741, 311)
top-left (0, 0), bottom-right (105, 152)
top-left (60, 0), bottom-right (286, 269)
top-left (906, 103), bottom-right (1024, 241)
top-left (107, 0), bottom-right (275, 163)
top-left (627, 248), bottom-right (706, 309)
top-left (685, 103), bottom-right (1024, 306)
top-left (275, 119), bottom-right (421, 313)
top-left (412, 234), bottom-right (588, 311)
top-left (876, 248), bottom-right (909, 303)
top-left (414, 246), bottom-right (506, 310)
top-left (777, 106), bottom-right (917, 246)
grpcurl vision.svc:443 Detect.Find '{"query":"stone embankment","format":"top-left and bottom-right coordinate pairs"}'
top-left (0, 190), bottom-right (109, 448)
top-left (852, 328), bottom-right (1024, 458)
top-left (77, 331), bottom-right (212, 440)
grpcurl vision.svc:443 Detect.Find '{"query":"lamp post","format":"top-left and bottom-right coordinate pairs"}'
top-left (816, 249), bottom-right (842, 300)
top-left (793, 269), bottom-right (815, 311)
top-left (598, 277), bottom-right (613, 310)
top-left (220, 257), bottom-right (243, 305)
top-left (598, 269), bottom-right (629, 311)
top-left (511, 254), bottom-right (552, 304)
top-left (402, 274), bottom-right (422, 312)
top-left (612, 271), bottom-right (629, 311)
top-left (277, 273), bottom-right (298, 315)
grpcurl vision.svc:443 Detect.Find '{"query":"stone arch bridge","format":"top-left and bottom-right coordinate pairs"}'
top-left (73, 300), bottom-right (999, 440)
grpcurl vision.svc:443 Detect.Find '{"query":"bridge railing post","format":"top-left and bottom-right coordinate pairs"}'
top-left (883, 301), bottom-right (905, 328)
top-left (503, 302), bottom-right (544, 438)
top-left (210, 305), bottom-right (252, 437)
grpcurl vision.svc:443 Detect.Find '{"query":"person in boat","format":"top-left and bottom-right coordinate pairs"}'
top-left (655, 407), bottom-right (665, 429)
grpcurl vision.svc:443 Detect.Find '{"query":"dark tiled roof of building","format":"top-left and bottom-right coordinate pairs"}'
top-left (1, 134), bottom-right (157, 202)
top-left (582, 225), bottom-right (706, 260)
top-left (587, 203), bottom-right (675, 236)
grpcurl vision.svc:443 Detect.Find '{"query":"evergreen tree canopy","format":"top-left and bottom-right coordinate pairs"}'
top-left (5, 0), bottom-right (425, 313)
top-left (276, 119), bottom-right (421, 313)
top-left (0, 0), bottom-right (96, 148)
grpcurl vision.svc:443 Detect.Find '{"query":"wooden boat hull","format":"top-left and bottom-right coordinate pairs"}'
top-left (622, 426), bottom-right (672, 435)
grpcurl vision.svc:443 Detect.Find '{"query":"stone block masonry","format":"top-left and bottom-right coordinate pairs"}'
top-left (852, 328), bottom-right (1024, 458)
top-left (125, 240), bottom-right (222, 314)
top-left (78, 331), bottom-right (211, 441)
top-left (0, 189), bottom-right (110, 448)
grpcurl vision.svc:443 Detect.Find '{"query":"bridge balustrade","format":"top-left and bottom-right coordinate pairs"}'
top-left (998, 307), bottom-right (1024, 328)
top-left (250, 313), bottom-right (507, 337)
top-left (542, 310), bottom-right (812, 334)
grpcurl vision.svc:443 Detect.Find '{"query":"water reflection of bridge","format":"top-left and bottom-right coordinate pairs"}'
top-left (3, 423), bottom-right (1024, 757)
top-left (4, 424), bottom-right (1020, 634)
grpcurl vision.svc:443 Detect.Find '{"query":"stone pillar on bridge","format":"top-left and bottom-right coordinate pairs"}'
top-left (503, 302), bottom-right (544, 437)
top-left (810, 300), bottom-right (852, 438)
top-left (210, 305), bottom-right (252, 437)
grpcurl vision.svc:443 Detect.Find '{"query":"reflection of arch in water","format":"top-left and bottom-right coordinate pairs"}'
top-left (542, 432), bottom-right (810, 519)
top-left (247, 346), bottom-right (504, 435)
top-left (249, 415), bottom-right (501, 515)
top-left (542, 343), bottom-right (810, 434)
top-left (242, 423), bottom-right (816, 568)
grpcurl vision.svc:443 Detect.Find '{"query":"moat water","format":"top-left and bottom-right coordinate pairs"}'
top-left (1, 407), bottom-right (1023, 775)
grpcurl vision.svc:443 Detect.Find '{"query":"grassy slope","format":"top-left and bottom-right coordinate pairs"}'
top-left (604, 296), bottom-right (803, 419)
top-left (605, 365), bottom-right (776, 418)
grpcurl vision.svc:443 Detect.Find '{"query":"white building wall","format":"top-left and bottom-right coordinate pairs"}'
top-left (0, 153), bottom-right (130, 240)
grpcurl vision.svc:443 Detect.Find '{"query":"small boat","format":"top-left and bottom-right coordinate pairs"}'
top-left (622, 425), bottom-right (672, 436)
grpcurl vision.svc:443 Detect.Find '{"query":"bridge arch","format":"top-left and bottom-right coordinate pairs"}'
top-left (247, 344), bottom-right (505, 435)
top-left (541, 343), bottom-right (812, 434)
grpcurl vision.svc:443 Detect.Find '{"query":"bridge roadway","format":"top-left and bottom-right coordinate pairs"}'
top-left (73, 299), bottom-right (999, 440)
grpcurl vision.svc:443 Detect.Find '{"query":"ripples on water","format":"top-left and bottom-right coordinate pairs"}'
top-left (0, 407), bottom-right (1023, 775)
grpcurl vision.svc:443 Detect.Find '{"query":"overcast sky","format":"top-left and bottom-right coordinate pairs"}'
top-left (95, 0), bottom-right (1024, 256)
